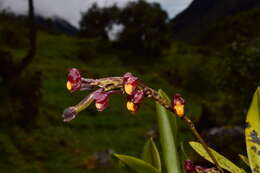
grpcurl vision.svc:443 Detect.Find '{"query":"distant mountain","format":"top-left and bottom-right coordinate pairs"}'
top-left (170, 0), bottom-right (260, 42)
top-left (200, 6), bottom-right (260, 46)
top-left (0, 12), bottom-right (78, 35)
top-left (35, 16), bottom-right (78, 35)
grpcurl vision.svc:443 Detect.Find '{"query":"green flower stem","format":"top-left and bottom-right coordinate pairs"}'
top-left (75, 92), bottom-right (95, 113)
top-left (182, 116), bottom-right (224, 173)
top-left (90, 77), bottom-right (123, 90)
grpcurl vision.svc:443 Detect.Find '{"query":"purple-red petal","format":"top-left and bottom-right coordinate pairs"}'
top-left (96, 99), bottom-right (109, 112)
top-left (195, 166), bottom-right (206, 173)
top-left (127, 90), bottom-right (144, 104)
top-left (123, 72), bottom-right (138, 84)
top-left (172, 94), bottom-right (185, 105)
top-left (132, 90), bottom-right (144, 104)
top-left (184, 160), bottom-right (195, 173)
top-left (93, 90), bottom-right (109, 103)
top-left (67, 68), bottom-right (82, 92)
top-left (92, 89), bottom-right (110, 112)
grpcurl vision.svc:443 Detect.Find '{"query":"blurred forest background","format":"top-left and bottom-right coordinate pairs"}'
top-left (0, 0), bottom-right (259, 172)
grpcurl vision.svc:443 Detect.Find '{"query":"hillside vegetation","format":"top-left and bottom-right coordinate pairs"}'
top-left (0, 2), bottom-right (259, 172)
top-left (171, 0), bottom-right (260, 42)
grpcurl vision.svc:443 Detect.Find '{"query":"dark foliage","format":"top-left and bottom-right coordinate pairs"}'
top-left (217, 42), bottom-right (260, 116)
top-left (115, 0), bottom-right (170, 58)
top-left (201, 6), bottom-right (260, 46)
top-left (0, 0), bottom-right (42, 130)
top-left (79, 0), bottom-right (171, 60)
top-left (170, 0), bottom-right (260, 42)
top-left (0, 0), bottom-right (259, 171)
top-left (0, 50), bottom-right (42, 130)
top-left (0, 25), bottom-right (28, 49)
top-left (80, 3), bottom-right (121, 39)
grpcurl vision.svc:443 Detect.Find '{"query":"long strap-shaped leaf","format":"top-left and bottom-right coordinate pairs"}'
top-left (238, 154), bottom-right (250, 167)
top-left (114, 154), bottom-right (159, 173)
top-left (189, 141), bottom-right (246, 173)
top-left (156, 90), bottom-right (181, 173)
top-left (142, 138), bottom-right (162, 172)
top-left (245, 87), bottom-right (260, 173)
top-left (158, 89), bottom-right (178, 140)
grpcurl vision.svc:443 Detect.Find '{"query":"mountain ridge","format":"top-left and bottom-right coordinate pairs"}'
top-left (170, 0), bottom-right (260, 42)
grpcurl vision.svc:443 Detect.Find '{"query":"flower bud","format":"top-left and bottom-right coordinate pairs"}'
top-left (172, 94), bottom-right (185, 117)
top-left (93, 89), bottom-right (109, 112)
top-left (184, 160), bottom-right (195, 173)
top-left (126, 90), bottom-right (144, 113)
top-left (132, 90), bottom-right (144, 104)
top-left (95, 99), bottom-right (109, 112)
top-left (63, 107), bottom-right (77, 122)
top-left (123, 72), bottom-right (138, 95)
top-left (195, 166), bottom-right (206, 173)
top-left (67, 68), bottom-right (82, 92)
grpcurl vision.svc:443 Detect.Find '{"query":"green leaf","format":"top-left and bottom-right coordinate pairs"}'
top-left (245, 87), bottom-right (260, 173)
top-left (180, 141), bottom-right (188, 160)
top-left (156, 89), bottom-right (181, 173)
top-left (189, 141), bottom-right (246, 173)
top-left (158, 89), bottom-right (178, 139)
top-left (142, 138), bottom-right (161, 172)
top-left (114, 154), bottom-right (159, 173)
top-left (238, 154), bottom-right (250, 167)
top-left (180, 141), bottom-right (189, 173)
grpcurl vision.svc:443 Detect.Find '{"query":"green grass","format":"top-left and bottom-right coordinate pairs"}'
top-left (0, 28), bottom-right (222, 172)
top-left (2, 18), bottom-right (258, 171)
top-left (0, 31), bottom-right (174, 173)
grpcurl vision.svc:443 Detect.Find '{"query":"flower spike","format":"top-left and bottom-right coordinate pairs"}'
top-left (62, 70), bottom-right (224, 173)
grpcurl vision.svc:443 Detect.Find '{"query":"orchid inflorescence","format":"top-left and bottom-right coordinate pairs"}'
top-left (63, 68), bottom-right (185, 122)
top-left (62, 68), bottom-right (224, 173)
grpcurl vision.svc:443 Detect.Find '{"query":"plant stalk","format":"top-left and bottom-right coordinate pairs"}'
top-left (182, 116), bottom-right (224, 173)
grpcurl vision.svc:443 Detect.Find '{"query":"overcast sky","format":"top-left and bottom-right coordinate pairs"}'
top-left (0, 0), bottom-right (193, 27)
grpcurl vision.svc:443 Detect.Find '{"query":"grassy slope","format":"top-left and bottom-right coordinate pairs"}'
top-left (27, 33), bottom-right (156, 173)
top-left (2, 7), bottom-right (260, 170)
top-left (1, 31), bottom-right (196, 173)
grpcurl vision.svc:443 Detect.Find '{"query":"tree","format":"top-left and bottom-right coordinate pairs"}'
top-left (79, 0), bottom-right (171, 59)
top-left (117, 0), bottom-right (171, 58)
top-left (0, 0), bottom-right (41, 130)
top-left (79, 3), bottom-right (121, 39)
top-left (15, 0), bottom-right (37, 75)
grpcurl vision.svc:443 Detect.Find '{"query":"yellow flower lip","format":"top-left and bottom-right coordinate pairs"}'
top-left (174, 103), bottom-right (184, 117)
top-left (124, 84), bottom-right (135, 95)
top-left (172, 94), bottom-right (185, 117)
top-left (127, 101), bottom-right (136, 112)
top-left (66, 81), bottom-right (72, 91)
top-left (95, 102), bottom-right (102, 110)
